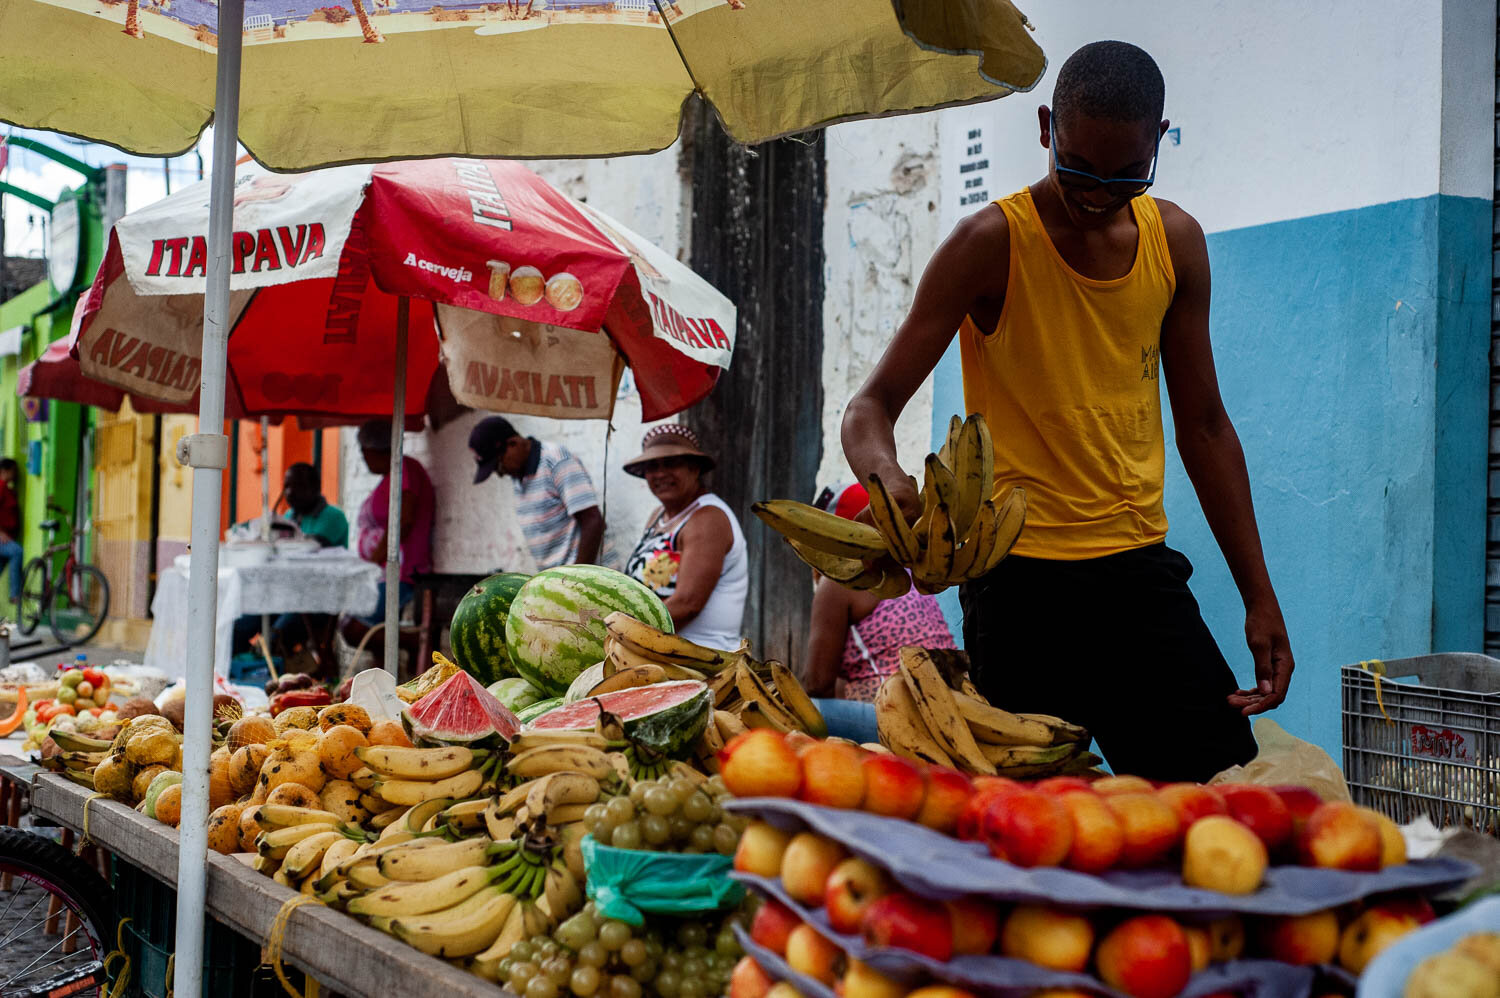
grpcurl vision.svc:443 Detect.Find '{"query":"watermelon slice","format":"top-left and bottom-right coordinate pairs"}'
top-left (523, 679), bottom-right (711, 756)
top-left (404, 672), bottom-right (521, 745)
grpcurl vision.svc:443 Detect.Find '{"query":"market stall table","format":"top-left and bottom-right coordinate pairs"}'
top-left (144, 548), bottom-right (380, 679)
top-left (27, 771), bottom-right (506, 997)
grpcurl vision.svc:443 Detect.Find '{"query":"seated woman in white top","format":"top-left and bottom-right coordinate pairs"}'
top-left (623, 426), bottom-right (747, 652)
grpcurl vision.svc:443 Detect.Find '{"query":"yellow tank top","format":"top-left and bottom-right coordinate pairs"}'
top-left (959, 188), bottom-right (1176, 560)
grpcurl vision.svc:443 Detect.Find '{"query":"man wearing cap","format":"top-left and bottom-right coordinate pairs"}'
top-left (469, 417), bottom-right (605, 570)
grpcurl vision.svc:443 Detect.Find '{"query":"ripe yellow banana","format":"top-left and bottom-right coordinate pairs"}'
top-left (785, 538), bottom-right (870, 583)
top-left (506, 730), bottom-right (611, 753)
top-left (255, 805), bottom-right (344, 831)
top-left (864, 473), bottom-right (922, 566)
top-left (525, 771), bottom-right (601, 819)
top-left (874, 675), bottom-right (954, 768)
top-left (733, 658), bottom-right (804, 732)
top-left (355, 745), bottom-right (482, 781)
top-left (378, 836), bottom-right (497, 881)
top-left (374, 769), bottom-right (485, 807)
top-left (937, 413), bottom-right (963, 470)
top-left (916, 501), bottom-right (956, 588)
top-left (866, 558), bottom-right (914, 600)
top-left (769, 660), bottom-right (828, 737)
top-left (282, 830), bottom-right (344, 881)
top-left (752, 500), bottom-right (891, 560)
top-left (347, 863), bottom-right (502, 917)
top-left (950, 417), bottom-right (986, 537)
top-left (1016, 713), bottom-right (1090, 744)
top-left (953, 694), bottom-right (1057, 746)
top-left (389, 886), bottom-right (517, 958)
top-left (924, 454), bottom-right (960, 514)
top-left (319, 837), bottom-right (361, 879)
top-left (949, 499), bottom-right (996, 580)
top-left (404, 796), bottom-right (455, 834)
top-left (505, 745), bottom-right (616, 782)
top-left (257, 822), bottom-right (340, 860)
top-left (898, 649), bottom-right (996, 775)
top-left (543, 860), bottom-right (581, 916)
top-left (976, 486), bottom-right (1026, 578)
top-left (980, 742), bottom-right (1082, 768)
top-left (713, 709), bottom-right (748, 743)
top-left (604, 611), bottom-right (726, 667)
top-left (347, 766), bottom-right (379, 790)
top-left (471, 898), bottom-right (528, 974)
top-left (738, 702), bottom-right (791, 732)
top-left (588, 663), bottom-right (666, 697)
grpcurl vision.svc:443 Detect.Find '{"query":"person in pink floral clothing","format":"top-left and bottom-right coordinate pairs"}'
top-left (800, 483), bottom-right (957, 702)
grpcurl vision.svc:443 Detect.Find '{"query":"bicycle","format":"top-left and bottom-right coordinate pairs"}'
top-left (0, 826), bottom-right (114, 998)
top-left (17, 506), bottom-right (111, 647)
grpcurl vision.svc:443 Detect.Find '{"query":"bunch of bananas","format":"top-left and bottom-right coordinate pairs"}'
top-left (42, 728), bottom-right (115, 787)
top-left (876, 647), bottom-right (1098, 779)
top-left (753, 413), bottom-right (1025, 597)
top-left (584, 612), bottom-right (739, 701)
top-left (357, 744), bottom-right (497, 808)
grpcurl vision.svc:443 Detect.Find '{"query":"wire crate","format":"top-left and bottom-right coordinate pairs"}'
top-left (1341, 654), bottom-right (1500, 834)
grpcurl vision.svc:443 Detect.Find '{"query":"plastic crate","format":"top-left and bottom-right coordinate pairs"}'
top-left (109, 858), bottom-right (307, 998)
top-left (1341, 654), bottom-right (1500, 834)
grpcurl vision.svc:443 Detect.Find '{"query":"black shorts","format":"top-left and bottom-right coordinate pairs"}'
top-left (960, 543), bottom-right (1257, 783)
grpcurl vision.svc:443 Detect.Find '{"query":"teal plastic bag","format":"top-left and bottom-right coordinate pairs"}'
top-left (581, 836), bottom-right (746, 927)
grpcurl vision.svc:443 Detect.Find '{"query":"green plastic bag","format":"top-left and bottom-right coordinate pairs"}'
top-left (581, 836), bottom-right (746, 927)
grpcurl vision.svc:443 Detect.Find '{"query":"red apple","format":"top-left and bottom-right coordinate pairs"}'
top-left (1271, 785), bottom-right (1324, 837)
top-left (915, 766), bottom-right (973, 835)
top-left (1095, 915), bottom-right (1192, 998)
top-left (982, 788), bottom-right (1073, 868)
top-left (860, 891), bottom-right (953, 961)
top-left (780, 832), bottom-right (848, 906)
top-left (720, 730), bottom-right (803, 799)
top-left (749, 898), bottom-right (801, 956)
top-left (1155, 783), bottom-right (1228, 828)
top-left (1217, 784), bottom-right (1293, 853)
top-left (1058, 789), bottom-right (1125, 874)
top-left (840, 959), bottom-right (906, 998)
top-left (798, 740), bottom-right (868, 810)
top-left (824, 857), bottom-right (892, 935)
top-left (785, 923), bottom-right (843, 984)
top-left (956, 779), bottom-right (1021, 841)
top-left (729, 956), bottom-right (774, 998)
top-left (1034, 775), bottom-right (1096, 795)
top-left (1337, 898), bottom-right (1433, 974)
top-left (944, 896), bottom-right (1000, 955)
top-left (1298, 801), bottom-right (1381, 871)
top-left (1259, 909), bottom-right (1340, 965)
top-left (734, 820), bottom-right (792, 878)
top-left (999, 905), bottom-right (1094, 972)
top-left (861, 754), bottom-right (927, 820)
top-left (1104, 793), bottom-right (1182, 868)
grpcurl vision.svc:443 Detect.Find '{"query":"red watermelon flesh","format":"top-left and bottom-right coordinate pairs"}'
top-left (524, 679), bottom-right (711, 756)
top-left (405, 671), bottom-right (520, 744)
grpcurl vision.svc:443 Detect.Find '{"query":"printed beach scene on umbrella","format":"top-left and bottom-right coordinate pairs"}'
top-left (28, 0), bottom-right (742, 47)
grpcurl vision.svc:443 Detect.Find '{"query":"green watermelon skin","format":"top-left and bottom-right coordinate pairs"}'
top-left (504, 566), bottom-right (672, 697)
top-left (449, 572), bottom-right (530, 685)
top-left (516, 697), bottom-right (563, 724)
top-left (524, 679), bottom-right (711, 756)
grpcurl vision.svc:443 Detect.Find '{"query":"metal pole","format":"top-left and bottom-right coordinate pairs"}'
top-left (384, 298), bottom-right (408, 678)
top-left (260, 415), bottom-right (272, 654)
top-left (173, 2), bottom-right (242, 995)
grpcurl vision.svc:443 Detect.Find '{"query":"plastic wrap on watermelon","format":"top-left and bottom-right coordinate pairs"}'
top-left (404, 671), bottom-right (521, 745)
top-left (523, 680), bottom-right (711, 756)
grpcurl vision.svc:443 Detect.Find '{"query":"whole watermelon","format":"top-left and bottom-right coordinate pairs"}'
top-left (504, 565), bottom-right (672, 697)
top-left (449, 572), bottom-right (530, 685)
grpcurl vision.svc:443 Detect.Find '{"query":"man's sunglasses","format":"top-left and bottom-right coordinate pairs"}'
top-left (1049, 117), bottom-right (1161, 198)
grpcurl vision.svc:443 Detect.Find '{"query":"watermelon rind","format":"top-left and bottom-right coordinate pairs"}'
top-left (405, 672), bottom-right (521, 745)
top-left (564, 662), bottom-right (608, 703)
top-left (504, 566), bottom-right (672, 698)
top-left (516, 697), bottom-right (563, 724)
top-left (524, 679), bottom-right (711, 757)
top-left (449, 572), bottom-right (530, 685)
top-left (487, 677), bottom-right (545, 713)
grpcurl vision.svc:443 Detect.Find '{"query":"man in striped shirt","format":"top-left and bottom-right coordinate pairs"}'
top-left (470, 416), bottom-right (604, 570)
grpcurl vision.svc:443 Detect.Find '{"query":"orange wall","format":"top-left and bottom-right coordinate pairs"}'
top-left (218, 422), bottom-right (342, 532)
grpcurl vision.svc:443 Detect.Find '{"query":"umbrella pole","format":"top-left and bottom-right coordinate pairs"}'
top-left (173, 0), bottom-right (243, 995)
top-left (384, 297), bottom-right (408, 678)
top-left (261, 415), bottom-right (271, 654)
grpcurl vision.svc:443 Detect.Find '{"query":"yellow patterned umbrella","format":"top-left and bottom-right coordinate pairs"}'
top-left (0, 0), bottom-right (1044, 168)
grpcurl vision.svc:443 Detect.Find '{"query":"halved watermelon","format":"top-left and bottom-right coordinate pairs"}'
top-left (404, 672), bottom-right (521, 745)
top-left (523, 679), bottom-right (710, 756)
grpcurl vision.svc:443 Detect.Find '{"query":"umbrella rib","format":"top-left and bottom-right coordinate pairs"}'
top-left (652, 0), bottom-right (704, 96)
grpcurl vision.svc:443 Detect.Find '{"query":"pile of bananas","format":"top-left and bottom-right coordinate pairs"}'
top-left (876, 647), bottom-right (1099, 779)
top-left (754, 413), bottom-right (1025, 596)
top-left (583, 611), bottom-right (739, 699)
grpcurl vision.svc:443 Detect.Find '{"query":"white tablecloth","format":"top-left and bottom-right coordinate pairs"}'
top-left (144, 549), bottom-right (381, 680)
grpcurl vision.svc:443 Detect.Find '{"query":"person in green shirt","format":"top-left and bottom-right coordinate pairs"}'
top-left (282, 463), bottom-right (348, 548)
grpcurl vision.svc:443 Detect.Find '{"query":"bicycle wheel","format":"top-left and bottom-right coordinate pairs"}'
top-left (49, 566), bottom-right (109, 647)
top-left (15, 560), bottom-right (47, 637)
top-left (0, 826), bottom-right (114, 998)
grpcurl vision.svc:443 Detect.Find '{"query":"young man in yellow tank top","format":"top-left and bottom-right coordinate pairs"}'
top-left (843, 41), bottom-right (1293, 782)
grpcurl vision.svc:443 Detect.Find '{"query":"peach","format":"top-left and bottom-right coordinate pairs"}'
top-left (1298, 802), bottom-right (1381, 871)
top-left (840, 959), bottom-right (906, 998)
top-left (1155, 783), bottom-right (1228, 828)
top-left (728, 956), bottom-right (773, 998)
top-left (749, 898), bottom-right (800, 956)
top-left (861, 754), bottom-right (927, 820)
top-left (784, 731), bottom-right (819, 756)
top-left (1356, 806), bottom-right (1407, 868)
top-left (1058, 790), bottom-right (1125, 874)
top-left (945, 897), bottom-right (1000, 956)
top-left (720, 730), bottom-right (803, 798)
top-left (785, 923), bottom-right (842, 984)
top-left (860, 892), bottom-right (953, 962)
top-left (1181, 815), bottom-right (1268, 894)
top-left (981, 788), bottom-right (1073, 868)
top-left (1092, 775), bottom-right (1156, 796)
top-left (1338, 904), bottom-right (1425, 974)
top-left (1034, 776), bottom-right (1095, 795)
top-left (779, 832), bottom-right (848, 906)
top-left (766, 983), bottom-right (806, 998)
top-left (825, 857), bottom-right (892, 935)
top-left (1271, 785), bottom-right (1324, 837)
top-left (956, 779), bottom-right (1021, 841)
top-left (1217, 784), bottom-right (1293, 853)
top-left (798, 740), bottom-right (867, 810)
top-left (1182, 926), bottom-right (1210, 973)
top-left (999, 905), bottom-right (1094, 972)
top-left (1104, 793), bottom-right (1182, 868)
top-left (1260, 909), bottom-right (1340, 965)
top-left (915, 766), bottom-right (973, 835)
top-left (1095, 915), bottom-right (1192, 998)
top-left (1207, 916), bottom-right (1245, 961)
top-left (734, 820), bottom-right (791, 878)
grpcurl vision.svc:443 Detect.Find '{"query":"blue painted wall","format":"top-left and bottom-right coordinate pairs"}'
top-left (930, 194), bottom-right (1493, 760)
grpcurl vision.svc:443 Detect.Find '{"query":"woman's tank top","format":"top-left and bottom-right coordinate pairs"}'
top-left (625, 493), bottom-right (748, 652)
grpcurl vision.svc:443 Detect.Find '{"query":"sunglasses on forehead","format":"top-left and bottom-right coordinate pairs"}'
top-left (1049, 117), bottom-right (1161, 198)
